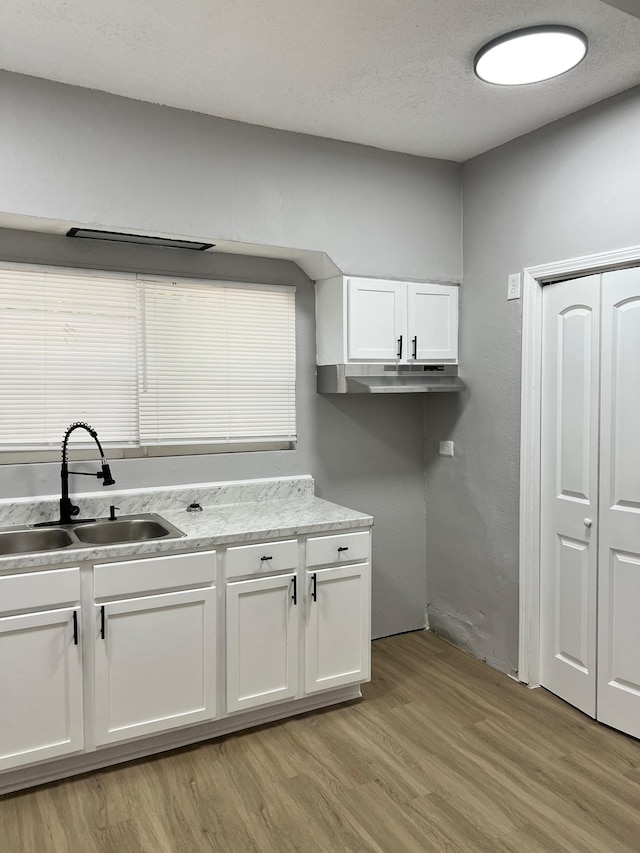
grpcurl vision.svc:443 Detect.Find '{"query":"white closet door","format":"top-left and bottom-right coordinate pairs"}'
top-left (540, 275), bottom-right (600, 717)
top-left (597, 267), bottom-right (640, 739)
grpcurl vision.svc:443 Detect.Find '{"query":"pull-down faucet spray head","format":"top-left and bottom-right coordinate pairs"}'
top-left (59, 421), bottom-right (116, 524)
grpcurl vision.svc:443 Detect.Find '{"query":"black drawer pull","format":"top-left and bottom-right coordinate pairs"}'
top-left (412, 336), bottom-right (418, 359)
top-left (311, 572), bottom-right (317, 602)
top-left (72, 610), bottom-right (79, 646)
top-left (337, 546), bottom-right (349, 552)
top-left (260, 555), bottom-right (273, 561)
top-left (100, 605), bottom-right (106, 640)
top-left (291, 575), bottom-right (297, 605)
top-left (397, 335), bottom-right (403, 359)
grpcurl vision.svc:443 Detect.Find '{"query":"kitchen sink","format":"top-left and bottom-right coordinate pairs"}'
top-left (0, 513), bottom-right (185, 556)
top-left (0, 527), bottom-right (75, 556)
top-left (73, 516), bottom-right (184, 545)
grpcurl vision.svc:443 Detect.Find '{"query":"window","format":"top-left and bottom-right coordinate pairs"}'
top-left (0, 264), bottom-right (296, 459)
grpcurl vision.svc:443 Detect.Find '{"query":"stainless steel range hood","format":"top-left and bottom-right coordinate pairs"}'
top-left (317, 364), bottom-right (466, 394)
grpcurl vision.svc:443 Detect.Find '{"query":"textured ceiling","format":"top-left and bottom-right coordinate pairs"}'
top-left (1, 0), bottom-right (639, 161)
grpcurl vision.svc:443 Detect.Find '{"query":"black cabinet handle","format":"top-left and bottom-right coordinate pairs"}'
top-left (73, 610), bottom-right (79, 646)
top-left (291, 575), bottom-right (297, 605)
top-left (100, 605), bottom-right (106, 639)
top-left (338, 546), bottom-right (349, 552)
top-left (412, 336), bottom-right (418, 359)
top-left (311, 572), bottom-right (317, 602)
top-left (260, 555), bottom-right (273, 561)
top-left (397, 335), bottom-right (403, 359)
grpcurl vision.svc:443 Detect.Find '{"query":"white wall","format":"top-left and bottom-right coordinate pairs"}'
top-left (0, 73), bottom-right (464, 640)
top-left (424, 86), bottom-right (640, 674)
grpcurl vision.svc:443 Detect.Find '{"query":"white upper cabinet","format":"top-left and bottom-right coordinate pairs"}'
top-left (347, 278), bottom-right (405, 361)
top-left (316, 275), bottom-right (458, 365)
top-left (407, 282), bottom-right (458, 363)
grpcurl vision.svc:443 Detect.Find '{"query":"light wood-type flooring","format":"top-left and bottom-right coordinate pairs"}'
top-left (3, 630), bottom-right (640, 852)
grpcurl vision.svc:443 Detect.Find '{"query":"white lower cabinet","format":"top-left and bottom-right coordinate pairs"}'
top-left (93, 550), bottom-right (217, 746)
top-left (226, 531), bottom-right (371, 712)
top-left (0, 526), bottom-right (371, 788)
top-left (226, 572), bottom-right (298, 713)
top-left (0, 568), bottom-right (83, 772)
top-left (305, 563), bottom-right (370, 694)
top-left (94, 587), bottom-right (217, 745)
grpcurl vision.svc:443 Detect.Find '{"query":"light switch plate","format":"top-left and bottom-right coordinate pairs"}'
top-left (507, 273), bottom-right (521, 300)
top-left (439, 440), bottom-right (454, 457)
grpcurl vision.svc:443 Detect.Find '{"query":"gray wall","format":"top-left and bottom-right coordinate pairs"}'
top-left (0, 72), bottom-right (461, 282)
top-left (424, 86), bottom-right (640, 674)
top-left (0, 62), bottom-right (465, 641)
top-left (0, 229), bottom-right (427, 639)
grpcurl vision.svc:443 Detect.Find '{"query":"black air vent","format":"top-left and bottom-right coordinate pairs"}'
top-left (66, 228), bottom-right (214, 251)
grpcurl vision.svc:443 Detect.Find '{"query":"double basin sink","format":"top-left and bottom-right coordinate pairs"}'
top-left (0, 514), bottom-right (186, 557)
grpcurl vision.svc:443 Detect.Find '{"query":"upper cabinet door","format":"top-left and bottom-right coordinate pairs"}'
top-left (347, 278), bottom-right (405, 361)
top-left (407, 283), bottom-right (458, 363)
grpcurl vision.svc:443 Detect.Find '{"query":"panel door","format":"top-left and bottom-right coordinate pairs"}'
top-left (226, 573), bottom-right (298, 713)
top-left (305, 564), bottom-right (370, 694)
top-left (347, 278), bottom-right (405, 361)
top-left (597, 267), bottom-right (640, 739)
top-left (407, 283), bottom-right (458, 363)
top-left (95, 587), bottom-right (216, 745)
top-left (0, 607), bottom-right (83, 771)
top-left (540, 275), bottom-right (600, 717)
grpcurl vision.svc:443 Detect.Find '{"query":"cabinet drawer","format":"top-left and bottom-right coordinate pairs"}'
top-left (94, 550), bottom-right (216, 599)
top-left (0, 567), bottom-right (80, 616)
top-left (225, 539), bottom-right (298, 579)
top-left (306, 531), bottom-right (370, 567)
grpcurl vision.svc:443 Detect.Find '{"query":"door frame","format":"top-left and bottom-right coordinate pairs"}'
top-left (518, 243), bottom-right (640, 686)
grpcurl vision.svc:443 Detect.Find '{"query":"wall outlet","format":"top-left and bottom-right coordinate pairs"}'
top-left (439, 440), bottom-right (454, 457)
top-left (507, 273), bottom-right (521, 300)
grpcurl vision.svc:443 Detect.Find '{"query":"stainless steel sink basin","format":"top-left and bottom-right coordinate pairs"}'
top-left (73, 515), bottom-right (184, 545)
top-left (0, 513), bottom-right (185, 556)
top-left (0, 527), bottom-right (74, 555)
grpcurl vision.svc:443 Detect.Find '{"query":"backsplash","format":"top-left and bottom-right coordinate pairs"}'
top-left (0, 475), bottom-right (315, 528)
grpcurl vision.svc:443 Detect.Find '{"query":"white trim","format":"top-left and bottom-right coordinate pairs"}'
top-left (518, 244), bottom-right (640, 685)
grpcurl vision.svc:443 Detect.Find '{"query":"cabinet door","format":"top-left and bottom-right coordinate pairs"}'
top-left (95, 587), bottom-right (216, 745)
top-left (0, 607), bottom-right (83, 771)
top-left (347, 278), bottom-right (405, 361)
top-left (305, 564), bottom-right (370, 694)
top-left (226, 573), bottom-right (298, 713)
top-left (407, 283), bottom-right (458, 363)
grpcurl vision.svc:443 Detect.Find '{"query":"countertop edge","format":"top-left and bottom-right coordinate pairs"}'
top-left (0, 499), bottom-right (373, 573)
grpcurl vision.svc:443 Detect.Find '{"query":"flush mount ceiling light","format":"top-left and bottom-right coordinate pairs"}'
top-left (474, 26), bottom-right (588, 86)
top-left (66, 228), bottom-right (214, 251)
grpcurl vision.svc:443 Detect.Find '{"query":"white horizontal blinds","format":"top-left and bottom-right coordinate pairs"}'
top-left (0, 267), bottom-right (138, 449)
top-left (139, 280), bottom-right (296, 444)
top-left (225, 287), bottom-right (296, 438)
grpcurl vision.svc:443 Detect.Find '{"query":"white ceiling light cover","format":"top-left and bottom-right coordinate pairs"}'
top-left (475, 26), bottom-right (588, 85)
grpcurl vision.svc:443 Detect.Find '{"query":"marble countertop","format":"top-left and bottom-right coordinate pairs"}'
top-left (0, 477), bottom-right (373, 572)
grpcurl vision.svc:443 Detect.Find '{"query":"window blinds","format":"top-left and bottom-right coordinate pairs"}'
top-left (0, 265), bottom-right (296, 451)
top-left (0, 267), bottom-right (139, 449)
top-left (139, 280), bottom-right (296, 444)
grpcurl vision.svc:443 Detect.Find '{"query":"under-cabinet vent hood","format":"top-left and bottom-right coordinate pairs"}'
top-left (317, 364), bottom-right (466, 394)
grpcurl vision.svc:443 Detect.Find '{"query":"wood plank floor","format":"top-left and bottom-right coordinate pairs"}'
top-left (3, 630), bottom-right (640, 852)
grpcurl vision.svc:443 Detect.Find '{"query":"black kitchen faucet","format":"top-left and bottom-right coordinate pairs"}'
top-left (58, 421), bottom-right (115, 524)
